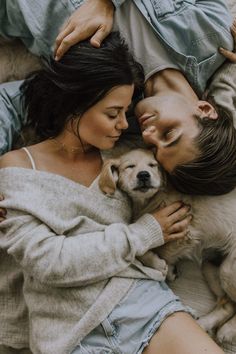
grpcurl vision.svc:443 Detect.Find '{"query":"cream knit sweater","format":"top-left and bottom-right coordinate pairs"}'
top-left (0, 167), bottom-right (164, 354)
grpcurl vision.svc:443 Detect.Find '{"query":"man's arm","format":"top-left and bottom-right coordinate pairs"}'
top-left (219, 18), bottom-right (236, 62)
top-left (55, 0), bottom-right (117, 60)
top-left (0, 80), bottom-right (25, 155)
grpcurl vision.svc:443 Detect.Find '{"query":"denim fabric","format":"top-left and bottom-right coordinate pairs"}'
top-left (71, 279), bottom-right (193, 354)
top-left (0, 81), bottom-right (25, 154)
top-left (132, 0), bottom-right (233, 95)
top-left (0, 0), bottom-right (233, 89)
top-left (0, 0), bottom-right (233, 153)
top-left (0, 0), bottom-right (79, 57)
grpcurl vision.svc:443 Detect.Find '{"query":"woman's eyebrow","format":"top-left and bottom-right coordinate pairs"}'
top-left (106, 105), bottom-right (122, 109)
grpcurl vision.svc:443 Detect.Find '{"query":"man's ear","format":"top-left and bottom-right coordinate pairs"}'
top-left (196, 101), bottom-right (218, 120)
top-left (98, 158), bottom-right (120, 195)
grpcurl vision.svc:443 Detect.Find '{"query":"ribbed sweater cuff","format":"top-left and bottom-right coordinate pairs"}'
top-left (129, 213), bottom-right (164, 256)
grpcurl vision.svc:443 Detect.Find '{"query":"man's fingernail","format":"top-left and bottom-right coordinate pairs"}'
top-left (219, 47), bottom-right (225, 53)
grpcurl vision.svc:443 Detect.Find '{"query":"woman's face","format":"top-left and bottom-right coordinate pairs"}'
top-left (77, 85), bottom-right (134, 150)
top-left (135, 95), bottom-right (200, 172)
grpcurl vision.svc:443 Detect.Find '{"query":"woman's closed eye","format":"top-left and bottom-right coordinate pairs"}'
top-left (107, 111), bottom-right (119, 119)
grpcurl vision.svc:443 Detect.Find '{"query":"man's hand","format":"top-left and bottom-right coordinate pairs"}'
top-left (219, 17), bottom-right (236, 62)
top-left (54, 0), bottom-right (114, 61)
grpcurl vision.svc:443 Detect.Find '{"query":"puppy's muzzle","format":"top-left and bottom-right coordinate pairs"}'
top-left (135, 170), bottom-right (152, 191)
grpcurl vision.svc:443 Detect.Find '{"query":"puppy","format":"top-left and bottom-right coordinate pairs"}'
top-left (99, 148), bottom-right (236, 343)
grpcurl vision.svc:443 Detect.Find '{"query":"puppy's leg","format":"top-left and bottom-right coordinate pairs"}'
top-left (217, 313), bottom-right (236, 343)
top-left (197, 298), bottom-right (235, 334)
top-left (198, 260), bottom-right (236, 337)
top-left (220, 252), bottom-right (236, 302)
top-left (202, 261), bottom-right (225, 298)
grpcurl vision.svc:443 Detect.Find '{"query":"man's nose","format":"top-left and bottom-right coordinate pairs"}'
top-left (142, 125), bottom-right (158, 145)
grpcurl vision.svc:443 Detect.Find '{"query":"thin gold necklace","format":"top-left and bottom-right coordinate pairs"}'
top-left (50, 137), bottom-right (85, 153)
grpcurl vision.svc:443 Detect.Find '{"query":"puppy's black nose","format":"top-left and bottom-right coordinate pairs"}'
top-left (137, 171), bottom-right (150, 182)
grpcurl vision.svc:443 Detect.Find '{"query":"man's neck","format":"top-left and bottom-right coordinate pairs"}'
top-left (145, 69), bottom-right (198, 103)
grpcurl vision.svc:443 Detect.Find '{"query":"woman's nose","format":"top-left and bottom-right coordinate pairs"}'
top-left (116, 112), bottom-right (129, 130)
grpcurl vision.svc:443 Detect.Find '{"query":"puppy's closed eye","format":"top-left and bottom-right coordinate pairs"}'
top-left (125, 164), bottom-right (135, 169)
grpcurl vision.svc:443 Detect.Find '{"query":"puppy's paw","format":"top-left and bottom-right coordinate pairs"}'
top-left (166, 264), bottom-right (178, 282)
top-left (217, 321), bottom-right (236, 343)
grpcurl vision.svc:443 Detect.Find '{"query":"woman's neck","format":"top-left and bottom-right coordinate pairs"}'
top-left (49, 130), bottom-right (95, 160)
top-left (145, 68), bottom-right (199, 103)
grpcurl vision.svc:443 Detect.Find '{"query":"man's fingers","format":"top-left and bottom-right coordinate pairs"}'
top-left (219, 47), bottom-right (236, 63)
top-left (55, 30), bottom-right (85, 61)
top-left (54, 25), bottom-right (74, 59)
top-left (90, 25), bottom-right (112, 47)
top-left (231, 18), bottom-right (236, 40)
top-left (55, 24), bottom-right (73, 49)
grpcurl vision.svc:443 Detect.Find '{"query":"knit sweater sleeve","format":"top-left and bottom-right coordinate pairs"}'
top-left (0, 211), bottom-right (163, 287)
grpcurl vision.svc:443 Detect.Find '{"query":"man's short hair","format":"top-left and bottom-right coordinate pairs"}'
top-left (168, 106), bottom-right (236, 195)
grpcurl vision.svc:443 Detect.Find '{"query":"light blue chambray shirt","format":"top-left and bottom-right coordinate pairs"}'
top-left (0, 0), bottom-right (233, 154)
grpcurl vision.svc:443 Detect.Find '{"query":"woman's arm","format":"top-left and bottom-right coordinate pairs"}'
top-left (0, 151), bottom-right (190, 288)
top-left (0, 211), bottom-right (163, 287)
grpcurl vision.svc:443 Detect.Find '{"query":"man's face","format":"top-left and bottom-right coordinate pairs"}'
top-left (135, 95), bottom-right (200, 172)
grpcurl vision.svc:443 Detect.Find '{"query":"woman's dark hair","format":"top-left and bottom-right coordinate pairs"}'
top-left (168, 106), bottom-right (236, 195)
top-left (21, 32), bottom-right (144, 139)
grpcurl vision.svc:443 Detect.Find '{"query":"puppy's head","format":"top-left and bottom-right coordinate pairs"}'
top-left (99, 148), bottom-right (164, 200)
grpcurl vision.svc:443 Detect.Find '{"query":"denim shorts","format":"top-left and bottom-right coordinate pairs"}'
top-left (71, 279), bottom-right (192, 354)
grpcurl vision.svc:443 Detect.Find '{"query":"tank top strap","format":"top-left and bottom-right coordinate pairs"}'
top-left (22, 147), bottom-right (37, 170)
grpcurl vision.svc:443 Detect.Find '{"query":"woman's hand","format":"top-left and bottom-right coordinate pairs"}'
top-left (151, 201), bottom-right (192, 243)
top-left (219, 17), bottom-right (236, 62)
top-left (0, 194), bottom-right (6, 222)
top-left (54, 0), bottom-right (114, 60)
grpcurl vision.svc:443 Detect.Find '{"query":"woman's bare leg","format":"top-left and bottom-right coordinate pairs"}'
top-left (142, 312), bottom-right (224, 354)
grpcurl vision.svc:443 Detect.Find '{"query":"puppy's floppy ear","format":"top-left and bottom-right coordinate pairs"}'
top-left (99, 158), bottom-right (120, 195)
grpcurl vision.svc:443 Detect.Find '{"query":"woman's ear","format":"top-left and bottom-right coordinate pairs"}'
top-left (98, 158), bottom-right (120, 195)
top-left (197, 101), bottom-right (218, 120)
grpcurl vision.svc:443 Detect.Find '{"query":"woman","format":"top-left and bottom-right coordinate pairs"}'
top-left (0, 33), bottom-right (223, 354)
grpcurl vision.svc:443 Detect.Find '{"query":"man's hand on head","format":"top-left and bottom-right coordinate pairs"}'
top-left (54, 0), bottom-right (115, 61)
top-left (219, 17), bottom-right (236, 62)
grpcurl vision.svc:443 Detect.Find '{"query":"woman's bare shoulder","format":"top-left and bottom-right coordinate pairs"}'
top-left (0, 149), bottom-right (32, 169)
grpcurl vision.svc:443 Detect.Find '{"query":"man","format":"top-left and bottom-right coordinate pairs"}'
top-left (54, 0), bottom-right (236, 195)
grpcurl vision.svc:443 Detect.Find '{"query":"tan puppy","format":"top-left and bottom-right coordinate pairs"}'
top-left (99, 148), bottom-right (236, 343)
